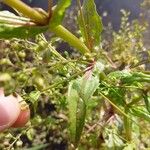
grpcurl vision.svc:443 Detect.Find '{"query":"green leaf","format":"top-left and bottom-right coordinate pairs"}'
top-left (143, 93), bottom-right (150, 114)
top-left (123, 142), bottom-right (136, 150)
top-left (107, 71), bottom-right (150, 84)
top-left (29, 90), bottom-right (41, 113)
top-left (108, 87), bottom-right (126, 106)
top-left (50, 0), bottom-right (71, 28)
top-left (23, 144), bottom-right (49, 150)
top-left (67, 72), bottom-right (99, 147)
top-left (80, 71), bottom-right (99, 101)
top-left (129, 106), bottom-right (150, 122)
top-left (26, 128), bottom-right (34, 141)
top-left (77, 0), bottom-right (103, 48)
top-left (75, 97), bottom-right (86, 146)
top-left (29, 90), bottom-right (41, 104)
top-left (0, 24), bottom-right (48, 39)
top-left (122, 72), bottom-right (150, 84)
top-left (67, 80), bottom-right (87, 147)
top-left (67, 80), bottom-right (79, 144)
top-left (0, 11), bottom-right (48, 39)
top-left (107, 70), bottom-right (131, 80)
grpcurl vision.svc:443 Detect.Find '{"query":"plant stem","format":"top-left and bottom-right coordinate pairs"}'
top-left (2, 0), bottom-right (90, 54)
top-left (124, 107), bottom-right (132, 141)
top-left (39, 34), bottom-right (66, 61)
top-left (48, 0), bottom-right (53, 19)
top-left (41, 69), bottom-right (84, 93)
top-left (50, 25), bottom-right (90, 54)
top-left (2, 0), bottom-right (48, 25)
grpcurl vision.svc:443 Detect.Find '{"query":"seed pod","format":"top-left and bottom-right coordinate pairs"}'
top-left (33, 75), bottom-right (45, 90)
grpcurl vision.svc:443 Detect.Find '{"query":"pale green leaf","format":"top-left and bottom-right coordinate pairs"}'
top-left (143, 94), bottom-right (150, 114)
top-left (0, 24), bottom-right (48, 39)
top-left (67, 79), bottom-right (87, 147)
top-left (129, 106), bottom-right (150, 122)
top-left (78, 0), bottom-right (103, 47)
top-left (50, 0), bottom-right (71, 28)
top-left (67, 72), bottom-right (99, 146)
top-left (67, 80), bottom-right (79, 143)
top-left (123, 142), bottom-right (136, 150)
top-left (75, 98), bottom-right (86, 146)
top-left (23, 144), bottom-right (49, 150)
top-left (29, 91), bottom-right (41, 113)
top-left (0, 11), bottom-right (48, 39)
top-left (29, 91), bottom-right (41, 104)
top-left (80, 72), bottom-right (99, 101)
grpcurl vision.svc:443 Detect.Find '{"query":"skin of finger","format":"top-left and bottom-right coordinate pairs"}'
top-left (0, 93), bottom-right (21, 132)
top-left (12, 96), bottom-right (30, 127)
top-left (0, 88), bottom-right (4, 96)
top-left (12, 108), bottom-right (30, 127)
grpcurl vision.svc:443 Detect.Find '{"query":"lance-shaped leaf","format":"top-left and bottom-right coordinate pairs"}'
top-left (0, 24), bottom-right (48, 39)
top-left (49, 0), bottom-right (71, 28)
top-left (67, 80), bottom-right (79, 143)
top-left (129, 106), bottom-right (150, 122)
top-left (107, 70), bottom-right (150, 84)
top-left (75, 97), bottom-right (86, 146)
top-left (80, 70), bottom-right (99, 102)
top-left (67, 72), bottom-right (99, 147)
top-left (143, 93), bottom-right (150, 114)
top-left (78, 0), bottom-right (103, 49)
top-left (122, 72), bottom-right (150, 84)
top-left (0, 11), bottom-right (48, 39)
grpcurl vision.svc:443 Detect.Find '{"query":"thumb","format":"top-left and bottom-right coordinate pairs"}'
top-left (0, 90), bottom-right (20, 132)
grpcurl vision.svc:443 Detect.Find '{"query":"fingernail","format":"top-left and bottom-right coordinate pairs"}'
top-left (0, 97), bottom-right (20, 131)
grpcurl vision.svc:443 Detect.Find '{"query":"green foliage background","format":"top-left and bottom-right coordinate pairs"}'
top-left (0, 0), bottom-right (149, 149)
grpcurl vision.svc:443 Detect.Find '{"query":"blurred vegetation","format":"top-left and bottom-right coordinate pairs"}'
top-left (0, 0), bottom-right (150, 150)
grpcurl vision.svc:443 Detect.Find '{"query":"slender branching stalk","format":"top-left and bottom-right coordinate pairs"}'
top-left (124, 107), bottom-right (132, 141)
